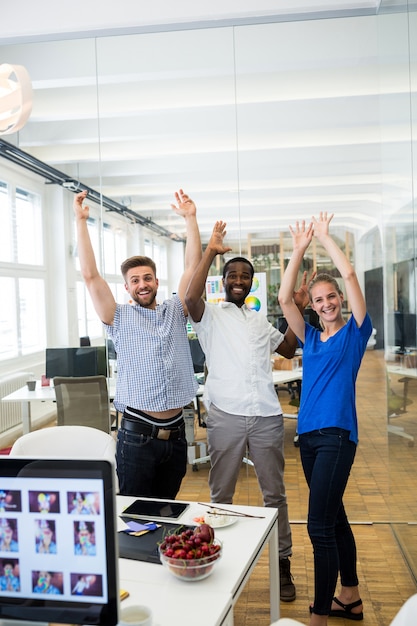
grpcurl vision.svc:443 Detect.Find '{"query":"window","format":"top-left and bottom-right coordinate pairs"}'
top-left (0, 181), bottom-right (46, 361)
top-left (15, 188), bottom-right (43, 264)
top-left (76, 281), bottom-right (103, 338)
top-left (19, 278), bottom-right (46, 354)
top-left (0, 277), bottom-right (18, 360)
top-left (75, 218), bottom-right (128, 337)
top-left (0, 182), bottom-right (12, 263)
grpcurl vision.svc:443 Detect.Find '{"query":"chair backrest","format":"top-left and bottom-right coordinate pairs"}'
top-left (53, 375), bottom-right (111, 433)
top-left (9, 425), bottom-right (118, 491)
top-left (10, 425), bottom-right (115, 460)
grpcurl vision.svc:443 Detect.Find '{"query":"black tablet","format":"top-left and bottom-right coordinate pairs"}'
top-left (0, 458), bottom-right (119, 626)
top-left (121, 499), bottom-right (189, 522)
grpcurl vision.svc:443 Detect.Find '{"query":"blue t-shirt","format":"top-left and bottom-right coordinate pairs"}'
top-left (297, 313), bottom-right (372, 443)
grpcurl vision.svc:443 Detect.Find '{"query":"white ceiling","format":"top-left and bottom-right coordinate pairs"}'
top-left (0, 0), bottom-right (414, 252)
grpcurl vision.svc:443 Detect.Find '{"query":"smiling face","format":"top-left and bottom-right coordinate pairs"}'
top-left (41, 526), bottom-right (53, 546)
top-left (78, 529), bottom-right (91, 545)
top-left (223, 261), bottom-right (253, 307)
top-left (124, 266), bottom-right (159, 309)
top-left (1, 522), bottom-right (13, 545)
top-left (309, 280), bottom-right (344, 325)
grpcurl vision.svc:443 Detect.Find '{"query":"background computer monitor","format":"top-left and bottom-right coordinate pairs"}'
top-left (106, 339), bottom-right (117, 362)
top-left (45, 347), bottom-right (108, 379)
top-left (0, 458), bottom-right (119, 625)
top-left (387, 311), bottom-right (417, 353)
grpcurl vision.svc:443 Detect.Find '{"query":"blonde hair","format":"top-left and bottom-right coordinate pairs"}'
top-left (308, 273), bottom-right (343, 302)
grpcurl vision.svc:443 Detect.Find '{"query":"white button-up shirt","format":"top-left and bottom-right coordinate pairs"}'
top-left (190, 302), bottom-right (284, 417)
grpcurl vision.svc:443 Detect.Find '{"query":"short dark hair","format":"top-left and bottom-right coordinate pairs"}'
top-left (222, 257), bottom-right (255, 279)
top-left (120, 256), bottom-right (157, 281)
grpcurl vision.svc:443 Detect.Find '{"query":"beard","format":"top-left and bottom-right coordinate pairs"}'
top-left (131, 289), bottom-right (157, 308)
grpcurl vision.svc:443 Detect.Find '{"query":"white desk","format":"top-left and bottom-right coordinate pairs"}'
top-left (117, 497), bottom-right (279, 626)
top-left (386, 364), bottom-right (417, 379)
top-left (273, 367), bottom-right (302, 422)
top-left (272, 368), bottom-right (302, 386)
top-left (1, 379), bottom-right (117, 434)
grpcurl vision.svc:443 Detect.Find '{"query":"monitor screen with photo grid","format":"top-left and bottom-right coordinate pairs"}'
top-left (0, 458), bottom-right (119, 626)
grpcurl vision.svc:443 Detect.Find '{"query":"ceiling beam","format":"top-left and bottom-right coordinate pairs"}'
top-left (0, 139), bottom-right (185, 242)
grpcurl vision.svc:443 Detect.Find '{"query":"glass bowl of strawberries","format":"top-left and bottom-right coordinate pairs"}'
top-left (158, 524), bottom-right (222, 581)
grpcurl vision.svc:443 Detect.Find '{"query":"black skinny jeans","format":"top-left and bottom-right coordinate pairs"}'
top-left (299, 427), bottom-right (358, 616)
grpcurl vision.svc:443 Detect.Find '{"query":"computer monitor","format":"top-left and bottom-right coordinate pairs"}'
top-left (0, 458), bottom-right (119, 626)
top-left (188, 337), bottom-right (205, 374)
top-left (106, 339), bottom-right (117, 362)
top-left (45, 347), bottom-right (108, 379)
top-left (387, 311), bottom-right (417, 353)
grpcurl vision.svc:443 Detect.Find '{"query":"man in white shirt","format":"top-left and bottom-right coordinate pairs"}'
top-left (185, 221), bottom-right (309, 602)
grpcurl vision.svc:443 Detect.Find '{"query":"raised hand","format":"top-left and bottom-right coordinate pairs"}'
top-left (293, 270), bottom-right (316, 310)
top-left (312, 211), bottom-right (334, 240)
top-left (289, 219), bottom-right (313, 252)
top-left (207, 221), bottom-right (232, 256)
top-left (171, 189), bottom-right (197, 218)
top-left (73, 190), bottom-right (89, 220)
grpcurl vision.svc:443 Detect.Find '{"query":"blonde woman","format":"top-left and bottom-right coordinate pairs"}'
top-left (278, 213), bottom-right (372, 625)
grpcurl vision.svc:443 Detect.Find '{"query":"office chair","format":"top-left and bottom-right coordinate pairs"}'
top-left (9, 425), bottom-right (118, 491)
top-left (53, 375), bottom-right (112, 433)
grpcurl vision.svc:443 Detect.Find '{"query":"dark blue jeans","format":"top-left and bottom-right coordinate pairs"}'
top-left (299, 427), bottom-right (358, 616)
top-left (116, 425), bottom-right (187, 499)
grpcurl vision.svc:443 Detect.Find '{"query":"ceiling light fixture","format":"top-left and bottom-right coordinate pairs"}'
top-left (0, 63), bottom-right (33, 135)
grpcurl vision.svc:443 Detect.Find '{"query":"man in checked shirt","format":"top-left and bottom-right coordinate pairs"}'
top-left (74, 189), bottom-right (202, 498)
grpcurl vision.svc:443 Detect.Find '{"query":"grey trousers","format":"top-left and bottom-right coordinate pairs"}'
top-left (206, 403), bottom-right (292, 558)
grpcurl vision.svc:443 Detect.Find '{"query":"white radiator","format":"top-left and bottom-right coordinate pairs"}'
top-left (0, 371), bottom-right (34, 434)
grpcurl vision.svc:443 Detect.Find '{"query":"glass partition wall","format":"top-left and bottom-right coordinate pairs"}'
top-left (1, 7), bottom-right (417, 574)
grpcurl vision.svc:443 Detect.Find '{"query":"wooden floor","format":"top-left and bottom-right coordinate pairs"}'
top-left (177, 349), bottom-right (417, 626)
top-left (5, 349), bottom-right (416, 625)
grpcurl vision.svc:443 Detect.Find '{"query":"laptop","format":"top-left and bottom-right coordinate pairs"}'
top-left (0, 458), bottom-right (119, 626)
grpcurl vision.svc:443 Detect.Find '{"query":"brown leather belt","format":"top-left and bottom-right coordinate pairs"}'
top-left (121, 417), bottom-right (185, 440)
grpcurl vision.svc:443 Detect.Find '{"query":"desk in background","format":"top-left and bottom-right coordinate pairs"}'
top-left (273, 367), bottom-right (302, 419)
top-left (117, 496), bottom-right (279, 626)
top-left (1, 378), bottom-right (117, 434)
top-left (386, 364), bottom-right (416, 443)
top-left (272, 367), bottom-right (302, 387)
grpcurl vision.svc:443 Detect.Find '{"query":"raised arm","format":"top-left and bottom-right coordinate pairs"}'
top-left (171, 189), bottom-right (202, 315)
top-left (185, 221), bottom-right (231, 322)
top-left (276, 270), bottom-right (315, 357)
top-left (278, 220), bottom-right (314, 343)
top-left (73, 191), bottom-right (116, 325)
top-left (312, 212), bottom-right (367, 326)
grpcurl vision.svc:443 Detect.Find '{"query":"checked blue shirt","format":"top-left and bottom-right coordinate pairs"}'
top-left (105, 295), bottom-right (197, 414)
